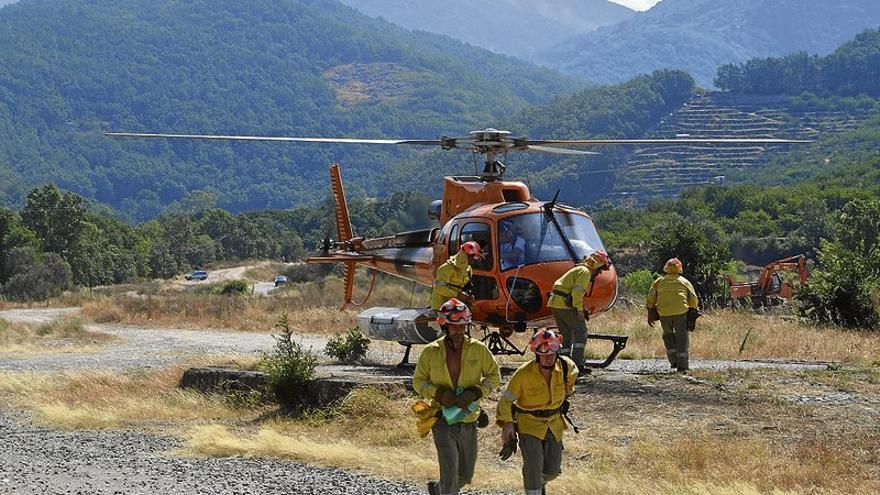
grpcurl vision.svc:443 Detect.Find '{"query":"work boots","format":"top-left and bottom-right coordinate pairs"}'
top-left (426, 480), bottom-right (440, 495)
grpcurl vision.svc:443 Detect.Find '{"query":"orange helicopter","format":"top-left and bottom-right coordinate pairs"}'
top-left (107, 128), bottom-right (806, 366)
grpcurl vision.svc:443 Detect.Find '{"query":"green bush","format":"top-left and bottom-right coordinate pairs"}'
top-left (259, 315), bottom-right (318, 404)
top-left (220, 279), bottom-right (251, 295)
top-left (325, 328), bottom-right (370, 364)
top-left (798, 199), bottom-right (880, 330)
top-left (623, 269), bottom-right (655, 296)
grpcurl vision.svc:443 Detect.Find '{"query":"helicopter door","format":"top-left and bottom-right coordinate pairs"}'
top-left (460, 222), bottom-right (499, 301)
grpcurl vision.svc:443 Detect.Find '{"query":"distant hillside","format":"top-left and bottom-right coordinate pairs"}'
top-left (543, 0), bottom-right (880, 86)
top-left (338, 0), bottom-right (635, 62)
top-left (0, 0), bottom-right (581, 221)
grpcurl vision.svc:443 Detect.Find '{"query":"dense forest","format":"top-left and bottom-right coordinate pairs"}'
top-left (0, 183), bottom-right (433, 300)
top-left (715, 28), bottom-right (880, 96)
top-left (0, 0), bottom-right (580, 220)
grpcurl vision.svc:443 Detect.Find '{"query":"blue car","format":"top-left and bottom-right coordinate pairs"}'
top-left (274, 275), bottom-right (288, 287)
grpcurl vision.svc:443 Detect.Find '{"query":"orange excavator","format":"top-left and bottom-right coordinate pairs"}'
top-left (728, 255), bottom-right (809, 309)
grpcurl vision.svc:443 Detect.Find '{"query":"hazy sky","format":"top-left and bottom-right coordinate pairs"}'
top-left (609, 0), bottom-right (662, 11)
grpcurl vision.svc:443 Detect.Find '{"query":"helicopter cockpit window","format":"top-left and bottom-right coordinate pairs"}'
top-left (492, 202), bottom-right (529, 214)
top-left (501, 212), bottom-right (604, 266)
top-left (460, 222), bottom-right (493, 271)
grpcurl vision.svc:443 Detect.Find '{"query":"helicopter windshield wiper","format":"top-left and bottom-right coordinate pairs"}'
top-left (542, 191), bottom-right (580, 264)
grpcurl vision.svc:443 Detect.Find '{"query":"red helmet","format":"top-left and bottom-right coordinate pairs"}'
top-left (664, 257), bottom-right (683, 274)
top-left (529, 329), bottom-right (562, 354)
top-left (436, 298), bottom-right (472, 325)
top-left (461, 241), bottom-right (481, 256)
top-left (584, 250), bottom-right (610, 271)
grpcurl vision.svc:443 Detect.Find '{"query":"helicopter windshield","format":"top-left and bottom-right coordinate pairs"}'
top-left (498, 211), bottom-right (604, 270)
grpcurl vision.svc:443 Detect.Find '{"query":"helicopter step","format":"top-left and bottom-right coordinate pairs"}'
top-left (582, 333), bottom-right (629, 369)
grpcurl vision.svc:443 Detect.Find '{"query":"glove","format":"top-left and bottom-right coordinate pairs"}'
top-left (477, 409), bottom-right (489, 428)
top-left (434, 387), bottom-right (457, 407)
top-left (498, 424), bottom-right (518, 460)
top-left (453, 387), bottom-right (482, 409)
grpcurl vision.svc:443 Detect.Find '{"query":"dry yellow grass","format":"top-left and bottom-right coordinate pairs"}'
top-left (0, 359), bottom-right (265, 429)
top-left (242, 262), bottom-right (289, 282)
top-left (184, 384), bottom-right (878, 495)
top-left (0, 317), bottom-right (115, 354)
top-left (79, 275), bottom-right (428, 336)
top-left (589, 306), bottom-right (880, 364)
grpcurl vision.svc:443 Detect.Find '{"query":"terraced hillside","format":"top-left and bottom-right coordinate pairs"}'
top-left (611, 93), bottom-right (873, 204)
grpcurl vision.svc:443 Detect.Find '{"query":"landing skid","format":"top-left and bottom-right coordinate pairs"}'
top-left (479, 326), bottom-right (525, 356)
top-left (582, 333), bottom-right (628, 368)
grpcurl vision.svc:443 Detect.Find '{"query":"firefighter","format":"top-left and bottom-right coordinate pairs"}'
top-left (413, 298), bottom-right (501, 495)
top-left (546, 250), bottom-right (610, 369)
top-left (497, 329), bottom-right (579, 495)
top-left (430, 241), bottom-right (481, 311)
top-left (646, 257), bottom-right (699, 372)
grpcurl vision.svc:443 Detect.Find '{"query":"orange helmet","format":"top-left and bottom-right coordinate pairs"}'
top-left (461, 241), bottom-right (481, 256)
top-left (664, 258), bottom-right (683, 274)
top-left (529, 329), bottom-right (562, 354)
top-left (436, 298), bottom-right (472, 325)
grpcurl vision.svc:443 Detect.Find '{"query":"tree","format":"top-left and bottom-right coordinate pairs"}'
top-left (799, 199), bottom-right (880, 329)
top-left (20, 184), bottom-right (85, 257)
top-left (647, 219), bottom-right (731, 307)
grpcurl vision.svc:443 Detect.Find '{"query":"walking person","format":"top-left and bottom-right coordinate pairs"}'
top-left (496, 329), bottom-right (579, 495)
top-left (413, 298), bottom-right (501, 495)
top-left (547, 250), bottom-right (610, 370)
top-left (646, 257), bottom-right (699, 372)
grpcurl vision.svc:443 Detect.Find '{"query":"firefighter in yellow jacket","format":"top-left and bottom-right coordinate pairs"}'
top-left (547, 250), bottom-right (610, 369)
top-left (430, 241), bottom-right (482, 311)
top-left (497, 329), bottom-right (578, 495)
top-left (413, 298), bottom-right (501, 495)
top-left (646, 257), bottom-right (699, 372)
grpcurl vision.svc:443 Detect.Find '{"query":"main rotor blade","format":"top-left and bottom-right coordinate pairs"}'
top-left (522, 138), bottom-right (811, 146)
top-left (526, 145), bottom-right (600, 155)
top-left (105, 132), bottom-right (443, 146)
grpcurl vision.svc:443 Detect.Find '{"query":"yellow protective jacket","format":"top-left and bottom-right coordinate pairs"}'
top-left (412, 335), bottom-right (501, 426)
top-left (547, 265), bottom-right (592, 311)
top-left (430, 251), bottom-right (472, 310)
top-left (496, 356), bottom-right (578, 441)
top-left (646, 274), bottom-right (699, 317)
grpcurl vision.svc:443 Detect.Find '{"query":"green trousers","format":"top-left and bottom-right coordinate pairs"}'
top-left (519, 429), bottom-right (563, 494)
top-left (431, 421), bottom-right (477, 495)
top-left (551, 307), bottom-right (587, 367)
top-left (660, 313), bottom-right (689, 370)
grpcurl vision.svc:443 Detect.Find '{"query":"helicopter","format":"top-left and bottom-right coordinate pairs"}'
top-left (107, 128), bottom-right (807, 366)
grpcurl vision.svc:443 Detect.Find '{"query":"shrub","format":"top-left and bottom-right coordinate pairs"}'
top-left (325, 328), bottom-right (370, 364)
top-left (259, 315), bottom-right (317, 405)
top-left (799, 199), bottom-right (880, 330)
top-left (623, 269), bottom-right (655, 296)
top-left (220, 279), bottom-right (251, 295)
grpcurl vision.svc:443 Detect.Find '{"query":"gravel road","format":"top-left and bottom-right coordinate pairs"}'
top-left (0, 411), bottom-right (438, 495)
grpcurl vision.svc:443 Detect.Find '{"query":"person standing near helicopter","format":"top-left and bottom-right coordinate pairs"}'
top-left (430, 241), bottom-right (482, 311)
top-left (413, 298), bottom-right (501, 495)
top-left (646, 257), bottom-right (699, 372)
top-left (546, 251), bottom-right (610, 370)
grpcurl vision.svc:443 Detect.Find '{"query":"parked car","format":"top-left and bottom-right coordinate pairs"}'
top-left (185, 270), bottom-right (208, 281)
top-left (274, 275), bottom-right (288, 287)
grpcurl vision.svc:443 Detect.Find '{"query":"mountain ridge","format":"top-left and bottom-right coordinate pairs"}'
top-left (543, 0), bottom-right (880, 86)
